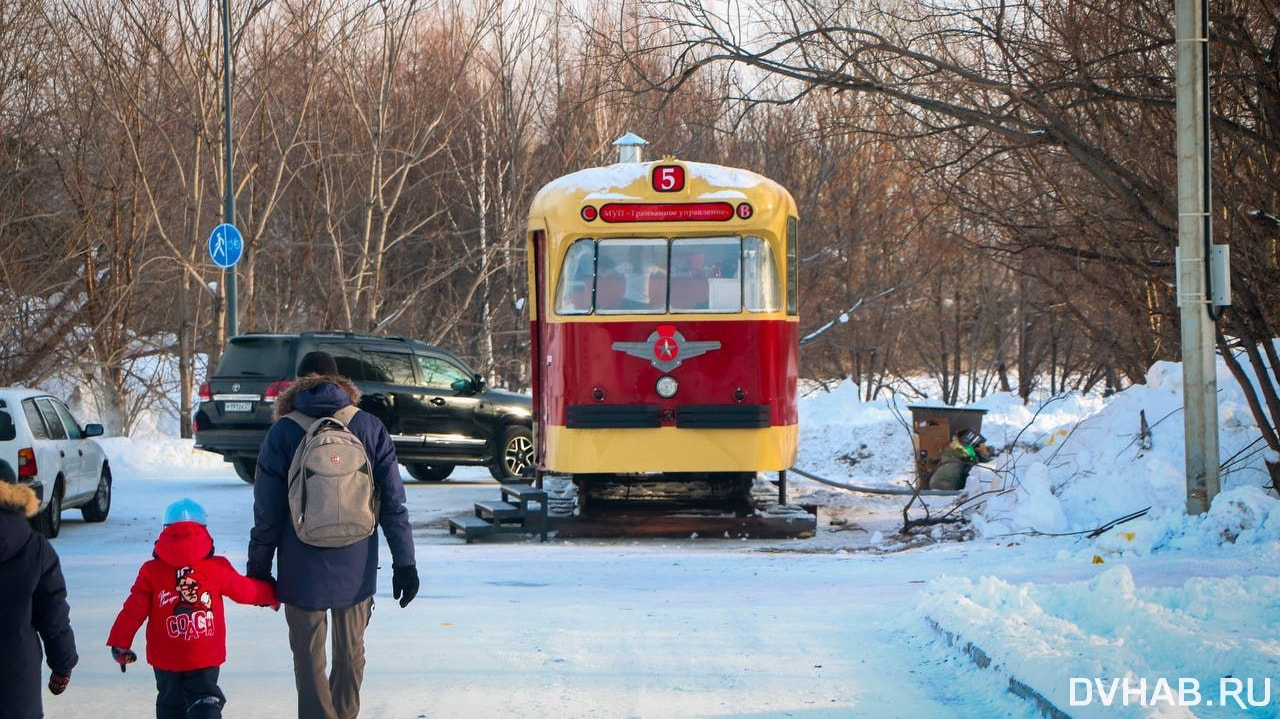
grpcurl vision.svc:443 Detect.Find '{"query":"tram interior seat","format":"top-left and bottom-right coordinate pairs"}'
top-left (597, 273), bottom-right (626, 311)
top-left (646, 273), bottom-right (668, 311)
top-left (563, 283), bottom-right (591, 313)
top-left (670, 276), bottom-right (709, 310)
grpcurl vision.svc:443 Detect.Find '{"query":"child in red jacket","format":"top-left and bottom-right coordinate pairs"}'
top-left (107, 498), bottom-right (277, 719)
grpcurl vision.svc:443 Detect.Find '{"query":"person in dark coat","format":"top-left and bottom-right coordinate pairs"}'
top-left (0, 461), bottom-right (78, 719)
top-left (247, 351), bottom-right (418, 719)
top-left (929, 428), bottom-right (995, 491)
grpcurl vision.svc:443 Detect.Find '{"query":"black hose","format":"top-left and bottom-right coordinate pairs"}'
top-left (1202, 0), bottom-right (1222, 322)
top-left (789, 466), bottom-right (961, 496)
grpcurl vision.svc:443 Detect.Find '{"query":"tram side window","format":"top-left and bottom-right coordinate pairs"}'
top-left (555, 239), bottom-right (596, 315)
top-left (743, 235), bottom-right (782, 312)
top-left (786, 216), bottom-right (798, 316)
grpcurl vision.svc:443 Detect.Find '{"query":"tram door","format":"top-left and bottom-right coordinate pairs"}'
top-left (529, 230), bottom-right (548, 471)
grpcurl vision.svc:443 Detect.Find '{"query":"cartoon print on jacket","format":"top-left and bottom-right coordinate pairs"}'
top-left (165, 566), bottom-right (216, 641)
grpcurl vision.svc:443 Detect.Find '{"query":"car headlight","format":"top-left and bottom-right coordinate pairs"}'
top-left (655, 375), bottom-right (678, 399)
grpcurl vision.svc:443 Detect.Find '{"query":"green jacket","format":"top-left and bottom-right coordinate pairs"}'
top-left (928, 440), bottom-right (991, 491)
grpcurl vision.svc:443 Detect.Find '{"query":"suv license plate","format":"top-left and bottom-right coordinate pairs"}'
top-left (224, 401), bottom-right (254, 413)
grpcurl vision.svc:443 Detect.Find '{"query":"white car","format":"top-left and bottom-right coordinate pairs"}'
top-left (0, 387), bottom-right (111, 537)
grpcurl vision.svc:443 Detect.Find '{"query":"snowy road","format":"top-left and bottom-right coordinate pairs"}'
top-left (44, 465), bottom-right (1047, 719)
top-left (38, 441), bottom-right (1277, 719)
top-left (21, 358), bottom-right (1280, 717)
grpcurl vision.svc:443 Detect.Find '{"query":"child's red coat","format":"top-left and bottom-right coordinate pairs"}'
top-left (107, 521), bottom-right (277, 672)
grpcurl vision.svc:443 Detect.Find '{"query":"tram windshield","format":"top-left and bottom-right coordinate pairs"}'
top-left (554, 236), bottom-right (781, 316)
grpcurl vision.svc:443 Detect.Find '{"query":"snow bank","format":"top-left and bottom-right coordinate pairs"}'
top-left (916, 565), bottom-right (1280, 718)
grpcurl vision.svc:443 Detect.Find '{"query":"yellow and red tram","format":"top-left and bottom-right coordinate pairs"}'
top-left (526, 145), bottom-right (799, 506)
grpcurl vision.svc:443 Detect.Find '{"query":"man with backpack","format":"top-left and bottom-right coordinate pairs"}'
top-left (247, 351), bottom-right (418, 719)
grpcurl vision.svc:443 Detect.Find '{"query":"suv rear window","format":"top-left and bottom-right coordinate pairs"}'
top-left (363, 348), bottom-right (417, 385)
top-left (297, 342), bottom-right (368, 380)
top-left (0, 408), bottom-right (14, 441)
top-left (23, 400), bottom-right (49, 439)
top-left (215, 338), bottom-right (293, 377)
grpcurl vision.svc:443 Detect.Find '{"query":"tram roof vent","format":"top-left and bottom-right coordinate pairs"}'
top-left (612, 132), bottom-right (648, 164)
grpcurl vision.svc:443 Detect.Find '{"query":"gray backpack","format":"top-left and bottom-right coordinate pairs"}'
top-left (285, 406), bottom-right (378, 548)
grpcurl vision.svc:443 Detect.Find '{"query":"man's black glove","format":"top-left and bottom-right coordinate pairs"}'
top-left (246, 567), bottom-right (276, 586)
top-left (111, 647), bottom-right (138, 673)
top-left (392, 565), bottom-right (419, 608)
top-left (48, 671), bottom-right (70, 695)
top-left (248, 573), bottom-right (276, 589)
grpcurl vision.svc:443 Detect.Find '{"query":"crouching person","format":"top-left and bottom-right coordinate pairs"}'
top-left (0, 462), bottom-right (78, 719)
top-left (108, 498), bottom-right (278, 719)
top-left (929, 429), bottom-right (995, 491)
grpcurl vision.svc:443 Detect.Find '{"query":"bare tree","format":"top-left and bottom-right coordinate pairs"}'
top-left (599, 0), bottom-right (1280, 477)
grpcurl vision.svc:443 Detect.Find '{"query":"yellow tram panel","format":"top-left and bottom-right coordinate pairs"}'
top-left (542, 425), bottom-right (799, 474)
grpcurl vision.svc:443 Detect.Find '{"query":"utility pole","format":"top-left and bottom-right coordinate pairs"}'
top-left (1175, 0), bottom-right (1223, 514)
top-left (222, 0), bottom-right (238, 338)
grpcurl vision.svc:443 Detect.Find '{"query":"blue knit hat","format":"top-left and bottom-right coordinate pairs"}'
top-left (163, 498), bottom-right (207, 526)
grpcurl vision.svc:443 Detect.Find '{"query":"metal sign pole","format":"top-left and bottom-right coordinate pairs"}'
top-left (222, 0), bottom-right (237, 338)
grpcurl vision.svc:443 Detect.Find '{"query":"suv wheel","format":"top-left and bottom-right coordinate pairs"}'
top-left (490, 426), bottom-right (534, 481)
top-left (407, 463), bottom-right (454, 482)
top-left (33, 480), bottom-right (63, 538)
top-left (233, 458), bottom-right (256, 485)
top-left (81, 466), bottom-right (112, 522)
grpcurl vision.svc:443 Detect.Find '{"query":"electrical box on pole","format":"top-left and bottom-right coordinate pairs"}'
top-left (1209, 244), bottom-right (1230, 306)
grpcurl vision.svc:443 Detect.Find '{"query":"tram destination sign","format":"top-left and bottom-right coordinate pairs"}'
top-left (598, 202), bottom-right (735, 223)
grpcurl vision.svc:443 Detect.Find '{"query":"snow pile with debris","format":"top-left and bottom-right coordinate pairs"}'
top-left (794, 358), bottom-right (1278, 551)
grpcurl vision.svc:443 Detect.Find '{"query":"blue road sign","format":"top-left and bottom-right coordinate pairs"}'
top-left (208, 223), bottom-right (243, 269)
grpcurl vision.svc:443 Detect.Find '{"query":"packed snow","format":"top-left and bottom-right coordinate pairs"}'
top-left (539, 159), bottom-right (770, 199)
top-left (30, 355), bottom-right (1280, 718)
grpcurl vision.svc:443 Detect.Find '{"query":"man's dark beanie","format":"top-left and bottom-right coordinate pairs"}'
top-left (297, 350), bottom-right (339, 377)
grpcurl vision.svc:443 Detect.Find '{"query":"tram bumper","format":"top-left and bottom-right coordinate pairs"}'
top-left (542, 425), bottom-right (796, 474)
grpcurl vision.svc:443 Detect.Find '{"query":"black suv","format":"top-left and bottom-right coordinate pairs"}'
top-left (194, 332), bottom-right (533, 484)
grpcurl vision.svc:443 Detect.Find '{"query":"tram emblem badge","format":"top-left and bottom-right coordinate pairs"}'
top-left (612, 325), bottom-right (721, 372)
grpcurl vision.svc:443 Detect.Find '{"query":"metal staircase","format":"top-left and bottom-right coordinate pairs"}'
top-left (448, 483), bottom-right (549, 542)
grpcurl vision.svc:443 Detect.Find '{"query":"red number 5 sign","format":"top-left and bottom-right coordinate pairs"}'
top-left (652, 165), bottom-right (685, 192)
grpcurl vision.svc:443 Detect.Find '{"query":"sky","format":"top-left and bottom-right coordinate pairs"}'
top-left (27, 353), bottom-right (1280, 718)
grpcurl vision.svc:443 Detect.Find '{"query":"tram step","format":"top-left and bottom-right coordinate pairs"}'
top-left (449, 483), bottom-right (549, 543)
top-left (500, 483), bottom-right (548, 503)
top-left (448, 515), bottom-right (499, 543)
top-left (474, 501), bottom-right (524, 522)
top-left (449, 513), bottom-right (548, 542)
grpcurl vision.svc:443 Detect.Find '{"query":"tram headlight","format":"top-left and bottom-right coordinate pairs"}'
top-left (655, 375), bottom-right (678, 399)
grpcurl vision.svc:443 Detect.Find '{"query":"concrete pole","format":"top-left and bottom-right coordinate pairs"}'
top-left (1175, 0), bottom-right (1220, 514)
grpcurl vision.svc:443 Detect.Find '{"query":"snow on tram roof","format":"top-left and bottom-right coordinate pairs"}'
top-left (538, 159), bottom-right (775, 198)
